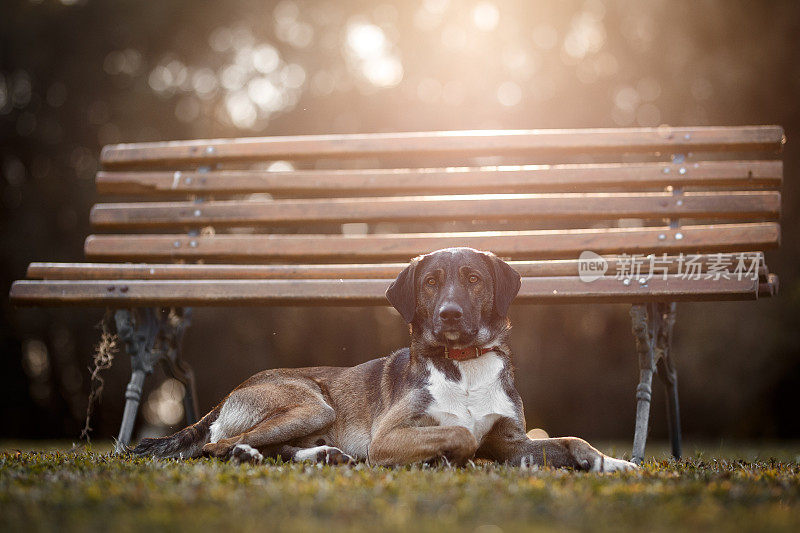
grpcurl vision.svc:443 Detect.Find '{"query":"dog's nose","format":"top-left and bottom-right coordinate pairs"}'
top-left (438, 303), bottom-right (463, 321)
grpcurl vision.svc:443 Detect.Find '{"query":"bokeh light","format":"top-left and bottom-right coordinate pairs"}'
top-left (36, 0), bottom-right (743, 134)
top-left (143, 379), bottom-right (186, 427)
top-left (345, 20), bottom-right (403, 89)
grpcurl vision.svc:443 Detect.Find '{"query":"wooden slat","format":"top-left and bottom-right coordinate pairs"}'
top-left (89, 192), bottom-right (781, 230)
top-left (83, 223), bottom-right (780, 262)
top-left (25, 254), bottom-right (769, 281)
top-left (9, 275), bottom-right (760, 307)
top-left (94, 160), bottom-right (784, 196)
top-left (100, 126), bottom-right (785, 169)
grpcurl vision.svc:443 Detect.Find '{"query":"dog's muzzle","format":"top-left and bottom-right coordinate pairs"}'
top-left (434, 302), bottom-right (478, 344)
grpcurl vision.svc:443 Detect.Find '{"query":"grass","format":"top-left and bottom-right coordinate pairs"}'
top-left (1, 442), bottom-right (798, 532)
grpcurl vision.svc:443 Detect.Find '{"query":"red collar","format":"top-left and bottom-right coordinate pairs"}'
top-left (444, 346), bottom-right (495, 361)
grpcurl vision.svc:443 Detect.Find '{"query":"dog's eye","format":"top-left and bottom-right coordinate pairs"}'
top-left (468, 274), bottom-right (480, 283)
top-left (425, 277), bottom-right (436, 286)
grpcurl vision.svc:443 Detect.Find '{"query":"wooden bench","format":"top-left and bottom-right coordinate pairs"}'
top-left (9, 126), bottom-right (784, 461)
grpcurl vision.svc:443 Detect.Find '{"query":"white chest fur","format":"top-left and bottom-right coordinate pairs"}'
top-left (424, 353), bottom-right (516, 443)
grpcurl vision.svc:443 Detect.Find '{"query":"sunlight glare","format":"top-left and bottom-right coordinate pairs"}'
top-left (472, 2), bottom-right (499, 32)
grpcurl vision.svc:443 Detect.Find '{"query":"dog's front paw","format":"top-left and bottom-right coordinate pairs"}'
top-left (323, 447), bottom-right (356, 465)
top-left (588, 455), bottom-right (639, 473)
top-left (438, 426), bottom-right (479, 466)
top-left (294, 445), bottom-right (355, 465)
top-left (230, 443), bottom-right (264, 465)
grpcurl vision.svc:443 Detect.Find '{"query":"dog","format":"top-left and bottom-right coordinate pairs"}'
top-left (133, 247), bottom-right (636, 472)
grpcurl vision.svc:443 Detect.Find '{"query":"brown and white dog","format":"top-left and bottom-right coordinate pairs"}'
top-left (134, 247), bottom-right (636, 472)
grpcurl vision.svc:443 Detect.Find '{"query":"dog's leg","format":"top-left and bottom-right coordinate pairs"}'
top-left (273, 444), bottom-right (356, 465)
top-left (368, 395), bottom-right (479, 466)
top-left (477, 418), bottom-right (637, 472)
top-left (203, 399), bottom-right (335, 463)
top-left (369, 425), bottom-right (479, 466)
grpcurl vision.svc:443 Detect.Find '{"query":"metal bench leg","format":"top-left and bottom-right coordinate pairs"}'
top-left (118, 369), bottom-right (146, 451)
top-left (630, 302), bottom-right (682, 464)
top-left (160, 308), bottom-right (199, 425)
top-left (114, 308), bottom-right (160, 453)
top-left (655, 303), bottom-right (681, 460)
top-left (631, 304), bottom-right (655, 464)
top-left (113, 307), bottom-right (197, 452)
top-left (657, 354), bottom-right (682, 459)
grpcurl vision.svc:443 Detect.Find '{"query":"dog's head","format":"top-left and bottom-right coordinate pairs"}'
top-left (386, 247), bottom-right (521, 348)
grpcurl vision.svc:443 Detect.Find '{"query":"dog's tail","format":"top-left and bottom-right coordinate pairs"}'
top-left (131, 403), bottom-right (222, 459)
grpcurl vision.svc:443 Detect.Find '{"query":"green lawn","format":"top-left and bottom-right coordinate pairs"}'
top-left (1, 442), bottom-right (798, 532)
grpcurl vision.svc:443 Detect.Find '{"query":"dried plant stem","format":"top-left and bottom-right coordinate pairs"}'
top-left (80, 311), bottom-right (118, 443)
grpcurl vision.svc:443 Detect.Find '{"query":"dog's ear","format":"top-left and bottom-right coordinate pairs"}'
top-left (386, 257), bottom-right (419, 323)
top-left (482, 252), bottom-right (521, 317)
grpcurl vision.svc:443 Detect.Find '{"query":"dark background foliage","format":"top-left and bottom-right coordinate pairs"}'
top-left (1, 0), bottom-right (798, 443)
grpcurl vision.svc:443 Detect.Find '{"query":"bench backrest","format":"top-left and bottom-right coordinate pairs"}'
top-left (88, 126), bottom-right (783, 266)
